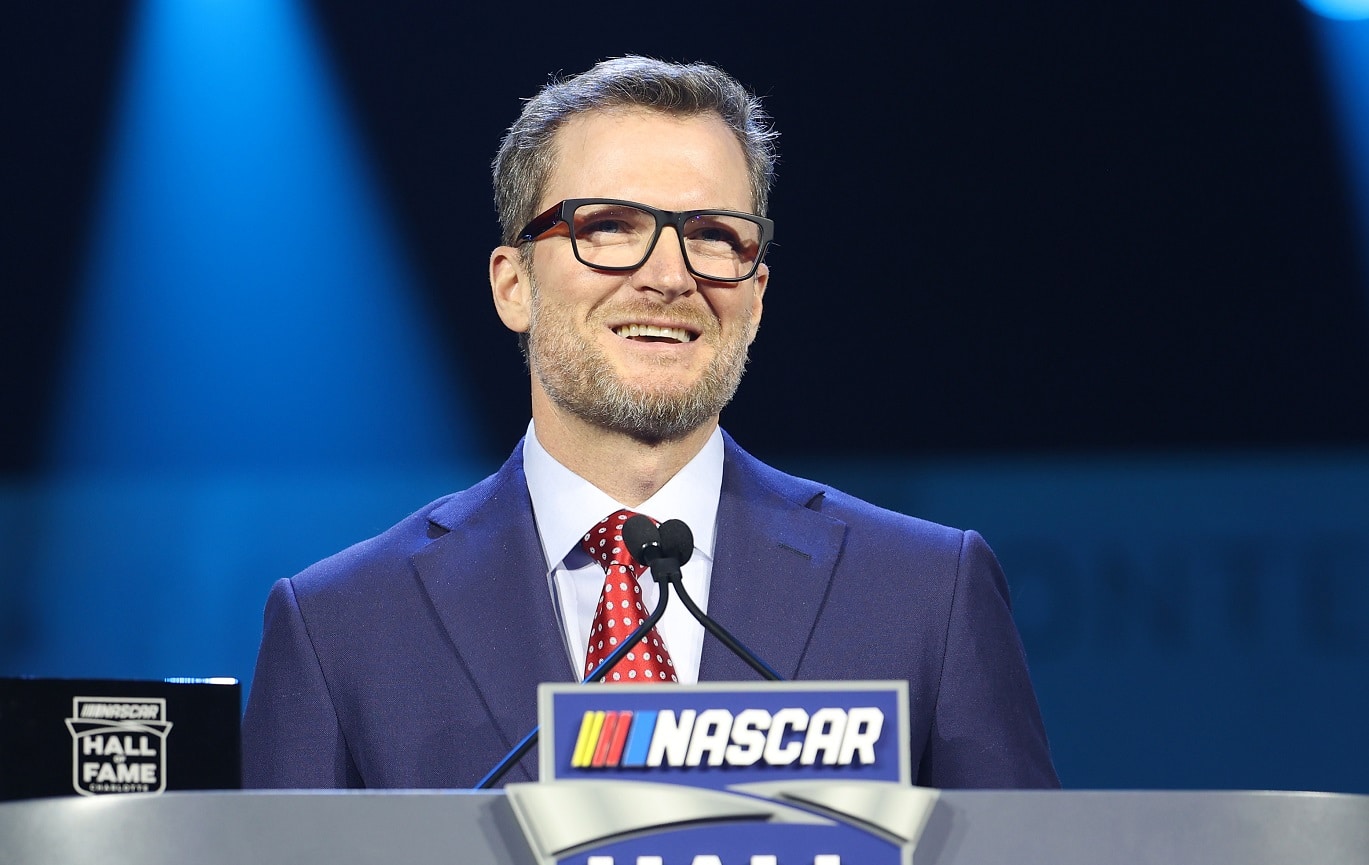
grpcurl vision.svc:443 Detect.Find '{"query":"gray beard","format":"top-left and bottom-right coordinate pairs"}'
top-left (525, 278), bottom-right (753, 445)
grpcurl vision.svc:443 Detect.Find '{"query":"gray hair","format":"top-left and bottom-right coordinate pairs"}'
top-left (492, 56), bottom-right (779, 246)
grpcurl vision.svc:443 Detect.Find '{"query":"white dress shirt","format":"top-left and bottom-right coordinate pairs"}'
top-left (522, 421), bottom-right (720, 684)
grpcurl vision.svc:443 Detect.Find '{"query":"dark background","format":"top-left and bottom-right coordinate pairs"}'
top-left (8, 1), bottom-right (1369, 472)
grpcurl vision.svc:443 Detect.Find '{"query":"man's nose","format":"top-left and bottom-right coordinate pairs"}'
top-left (632, 227), bottom-right (696, 300)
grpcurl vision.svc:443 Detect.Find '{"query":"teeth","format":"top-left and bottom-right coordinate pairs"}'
top-left (615, 324), bottom-right (693, 343)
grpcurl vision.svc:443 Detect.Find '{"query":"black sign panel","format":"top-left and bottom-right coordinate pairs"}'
top-left (0, 677), bottom-right (240, 801)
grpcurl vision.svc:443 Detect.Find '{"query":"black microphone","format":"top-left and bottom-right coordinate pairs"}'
top-left (626, 516), bottom-right (782, 682)
top-left (622, 514), bottom-right (665, 568)
top-left (658, 519), bottom-right (695, 566)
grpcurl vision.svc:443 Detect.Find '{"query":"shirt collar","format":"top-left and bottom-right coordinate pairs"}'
top-left (523, 420), bottom-right (724, 571)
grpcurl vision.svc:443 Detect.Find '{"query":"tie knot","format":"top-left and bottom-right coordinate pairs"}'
top-left (580, 509), bottom-right (652, 574)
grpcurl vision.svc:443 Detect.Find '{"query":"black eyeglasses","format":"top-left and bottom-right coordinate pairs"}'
top-left (516, 198), bottom-right (773, 282)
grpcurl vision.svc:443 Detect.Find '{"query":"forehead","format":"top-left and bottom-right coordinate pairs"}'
top-left (541, 108), bottom-right (753, 212)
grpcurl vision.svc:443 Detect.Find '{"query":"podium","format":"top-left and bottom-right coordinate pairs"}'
top-left (1, 788), bottom-right (1366, 864)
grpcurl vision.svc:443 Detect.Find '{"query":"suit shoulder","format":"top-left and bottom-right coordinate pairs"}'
top-left (727, 437), bottom-right (969, 552)
top-left (288, 463), bottom-right (516, 600)
top-left (813, 484), bottom-right (966, 546)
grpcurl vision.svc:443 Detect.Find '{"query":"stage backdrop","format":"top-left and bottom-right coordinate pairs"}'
top-left (4, 1), bottom-right (1368, 796)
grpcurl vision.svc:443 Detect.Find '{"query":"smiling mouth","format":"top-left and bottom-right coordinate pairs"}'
top-left (613, 324), bottom-right (696, 344)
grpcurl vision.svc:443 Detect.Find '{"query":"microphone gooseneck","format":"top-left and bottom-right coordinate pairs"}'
top-left (476, 517), bottom-right (676, 790)
top-left (627, 518), bottom-right (782, 682)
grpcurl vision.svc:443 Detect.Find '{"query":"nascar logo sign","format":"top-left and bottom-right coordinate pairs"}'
top-left (64, 696), bottom-right (173, 796)
top-left (569, 706), bottom-right (886, 770)
top-left (541, 681), bottom-right (909, 788)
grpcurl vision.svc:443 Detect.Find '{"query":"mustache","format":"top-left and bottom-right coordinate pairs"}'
top-left (593, 299), bottom-right (720, 334)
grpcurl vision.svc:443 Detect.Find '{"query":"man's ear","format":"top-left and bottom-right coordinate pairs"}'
top-left (747, 261), bottom-right (768, 344)
top-left (490, 246), bottom-right (532, 334)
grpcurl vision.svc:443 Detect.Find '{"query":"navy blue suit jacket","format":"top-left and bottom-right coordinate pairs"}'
top-left (241, 433), bottom-right (1058, 789)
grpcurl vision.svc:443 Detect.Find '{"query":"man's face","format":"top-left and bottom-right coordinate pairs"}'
top-left (508, 109), bottom-right (768, 444)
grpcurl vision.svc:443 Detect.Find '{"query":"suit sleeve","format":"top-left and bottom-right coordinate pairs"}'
top-left (916, 530), bottom-right (1060, 788)
top-left (240, 578), bottom-right (362, 788)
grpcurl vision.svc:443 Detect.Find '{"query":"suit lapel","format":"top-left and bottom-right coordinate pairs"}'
top-left (409, 447), bottom-right (569, 782)
top-left (700, 437), bottom-right (846, 682)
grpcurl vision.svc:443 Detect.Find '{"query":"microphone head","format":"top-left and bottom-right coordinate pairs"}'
top-left (658, 519), bottom-right (694, 566)
top-left (622, 514), bottom-right (662, 566)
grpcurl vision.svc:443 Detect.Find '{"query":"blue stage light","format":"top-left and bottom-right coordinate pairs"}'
top-left (1302, 0), bottom-right (1369, 20)
top-left (22, 0), bottom-right (482, 691)
top-left (52, 0), bottom-right (473, 475)
top-left (1305, 10), bottom-right (1369, 315)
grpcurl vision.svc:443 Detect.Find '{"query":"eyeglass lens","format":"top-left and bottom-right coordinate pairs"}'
top-left (569, 201), bottom-right (763, 280)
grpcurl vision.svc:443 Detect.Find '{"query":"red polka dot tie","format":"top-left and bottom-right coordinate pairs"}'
top-left (579, 510), bottom-right (678, 684)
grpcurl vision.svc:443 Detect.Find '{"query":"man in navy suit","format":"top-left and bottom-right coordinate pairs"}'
top-left (241, 56), bottom-right (1058, 790)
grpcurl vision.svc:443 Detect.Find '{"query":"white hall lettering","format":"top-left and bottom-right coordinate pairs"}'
top-left (81, 734), bottom-right (157, 757)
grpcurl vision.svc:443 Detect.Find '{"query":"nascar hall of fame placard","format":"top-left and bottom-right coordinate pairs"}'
top-left (64, 696), bottom-right (173, 795)
top-left (506, 681), bottom-right (936, 865)
top-left (0, 676), bottom-right (239, 801)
